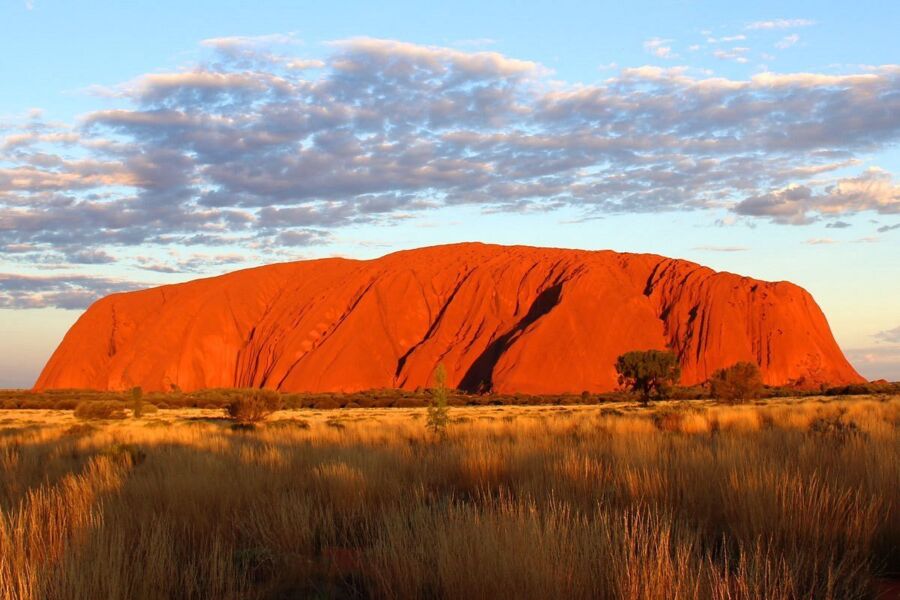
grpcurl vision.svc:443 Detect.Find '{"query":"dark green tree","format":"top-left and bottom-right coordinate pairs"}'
top-left (615, 350), bottom-right (681, 404)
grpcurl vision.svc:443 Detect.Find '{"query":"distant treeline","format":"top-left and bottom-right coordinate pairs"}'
top-left (1, 381), bottom-right (897, 410)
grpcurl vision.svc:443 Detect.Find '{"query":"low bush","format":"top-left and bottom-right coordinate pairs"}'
top-left (224, 390), bottom-right (282, 425)
top-left (73, 401), bottom-right (127, 420)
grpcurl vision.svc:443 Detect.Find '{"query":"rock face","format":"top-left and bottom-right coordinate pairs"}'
top-left (35, 243), bottom-right (863, 393)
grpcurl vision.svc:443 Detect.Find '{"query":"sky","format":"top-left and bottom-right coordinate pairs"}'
top-left (0, 0), bottom-right (898, 387)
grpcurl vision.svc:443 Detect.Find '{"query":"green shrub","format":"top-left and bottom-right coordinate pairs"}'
top-left (74, 401), bottom-right (127, 420)
top-left (615, 350), bottom-right (681, 404)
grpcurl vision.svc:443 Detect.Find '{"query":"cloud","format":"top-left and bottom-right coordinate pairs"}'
top-left (200, 33), bottom-right (300, 51)
top-left (803, 238), bottom-right (837, 245)
top-left (2, 37), bottom-right (900, 301)
top-left (643, 38), bottom-right (676, 59)
top-left (875, 325), bottom-right (900, 344)
top-left (825, 220), bottom-right (852, 228)
top-left (776, 34), bottom-right (800, 49)
top-left (734, 169), bottom-right (900, 225)
top-left (844, 344), bottom-right (900, 381)
top-left (713, 47), bottom-right (750, 64)
top-left (330, 37), bottom-right (541, 78)
top-left (0, 273), bottom-right (142, 309)
top-left (275, 229), bottom-right (332, 246)
top-left (876, 222), bottom-right (900, 233)
top-left (746, 19), bottom-right (816, 30)
top-left (707, 35), bottom-right (747, 43)
top-left (134, 252), bottom-right (248, 274)
top-left (66, 249), bottom-right (117, 264)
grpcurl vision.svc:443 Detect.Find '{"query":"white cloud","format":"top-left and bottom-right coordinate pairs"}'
top-left (746, 19), bottom-right (816, 30)
top-left (707, 34), bottom-right (747, 43)
top-left (200, 33), bottom-right (300, 50)
top-left (713, 47), bottom-right (750, 64)
top-left (776, 34), bottom-right (800, 49)
top-left (643, 38), bottom-right (676, 59)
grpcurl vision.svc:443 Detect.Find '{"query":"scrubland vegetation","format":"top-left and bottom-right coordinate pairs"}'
top-left (0, 395), bottom-right (898, 599)
top-left (2, 379), bottom-right (898, 412)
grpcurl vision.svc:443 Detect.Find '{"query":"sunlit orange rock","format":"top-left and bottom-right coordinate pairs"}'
top-left (34, 243), bottom-right (864, 393)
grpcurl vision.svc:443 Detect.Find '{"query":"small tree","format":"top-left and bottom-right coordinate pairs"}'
top-left (131, 386), bottom-right (144, 419)
top-left (710, 362), bottom-right (763, 403)
top-left (225, 389), bottom-right (282, 426)
top-left (615, 350), bottom-right (681, 404)
top-left (427, 364), bottom-right (450, 440)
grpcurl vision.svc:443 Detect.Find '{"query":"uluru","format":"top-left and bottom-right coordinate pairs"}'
top-left (34, 243), bottom-right (864, 394)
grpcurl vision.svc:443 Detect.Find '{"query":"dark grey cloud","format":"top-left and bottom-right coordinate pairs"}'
top-left (275, 229), bottom-right (332, 246)
top-left (65, 248), bottom-right (116, 264)
top-left (2, 37), bottom-right (900, 299)
top-left (877, 222), bottom-right (900, 233)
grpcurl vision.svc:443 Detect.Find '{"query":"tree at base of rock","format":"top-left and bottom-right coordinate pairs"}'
top-left (615, 350), bottom-right (681, 404)
top-left (710, 361), bottom-right (764, 403)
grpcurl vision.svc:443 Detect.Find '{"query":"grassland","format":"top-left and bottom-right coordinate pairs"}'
top-left (1, 396), bottom-right (898, 599)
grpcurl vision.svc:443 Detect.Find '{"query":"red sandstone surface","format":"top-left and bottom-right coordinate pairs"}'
top-left (34, 243), bottom-right (864, 393)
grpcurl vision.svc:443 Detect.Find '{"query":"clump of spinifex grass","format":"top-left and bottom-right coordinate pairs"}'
top-left (0, 395), bottom-right (896, 599)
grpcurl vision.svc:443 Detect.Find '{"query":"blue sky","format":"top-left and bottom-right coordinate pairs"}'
top-left (1, 0), bottom-right (898, 387)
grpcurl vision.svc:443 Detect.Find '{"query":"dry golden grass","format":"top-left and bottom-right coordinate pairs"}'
top-left (0, 395), bottom-right (897, 599)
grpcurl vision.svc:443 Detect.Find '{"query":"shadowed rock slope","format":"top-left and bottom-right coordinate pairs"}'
top-left (35, 243), bottom-right (863, 393)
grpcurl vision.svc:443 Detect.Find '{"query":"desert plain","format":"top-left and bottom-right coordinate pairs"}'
top-left (1, 394), bottom-right (898, 599)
